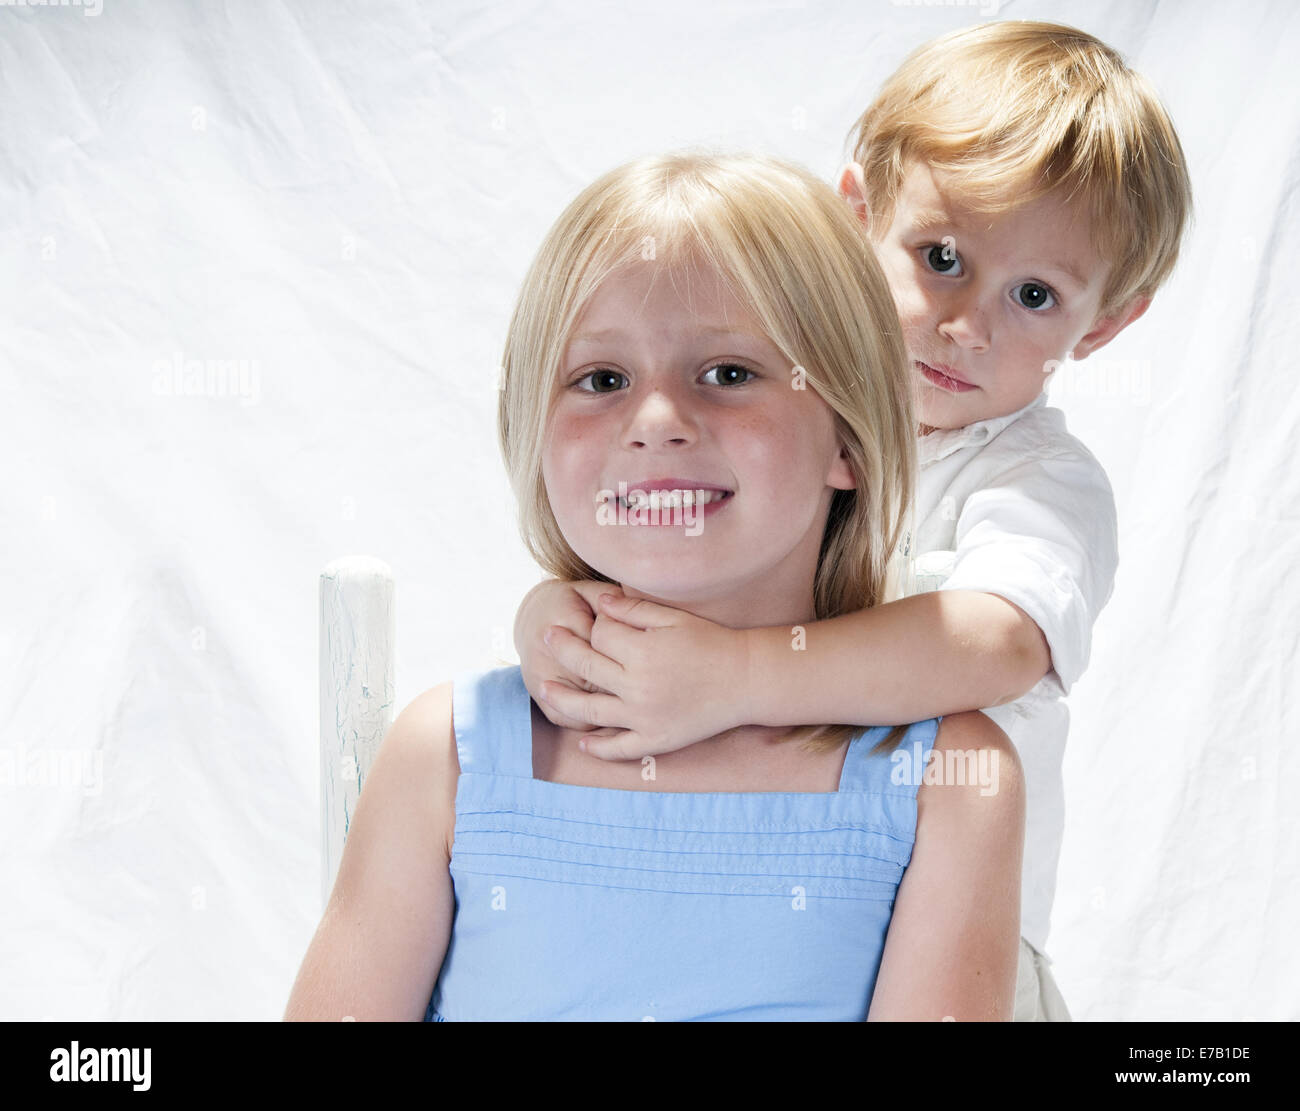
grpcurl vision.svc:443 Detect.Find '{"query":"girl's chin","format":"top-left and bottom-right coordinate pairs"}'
top-left (584, 567), bottom-right (722, 605)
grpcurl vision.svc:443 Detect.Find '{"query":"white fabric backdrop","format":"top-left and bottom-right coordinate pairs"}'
top-left (1, 0), bottom-right (1295, 1021)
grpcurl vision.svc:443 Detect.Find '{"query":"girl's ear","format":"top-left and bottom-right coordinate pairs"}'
top-left (827, 445), bottom-right (857, 491)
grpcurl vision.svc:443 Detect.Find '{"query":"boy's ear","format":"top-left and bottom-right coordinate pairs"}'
top-left (1071, 294), bottom-right (1152, 360)
top-left (837, 161), bottom-right (871, 229)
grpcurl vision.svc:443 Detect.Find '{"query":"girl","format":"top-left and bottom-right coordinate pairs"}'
top-left (283, 151), bottom-right (1023, 1021)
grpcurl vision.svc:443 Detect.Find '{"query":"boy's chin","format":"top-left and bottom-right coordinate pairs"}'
top-left (916, 408), bottom-right (961, 432)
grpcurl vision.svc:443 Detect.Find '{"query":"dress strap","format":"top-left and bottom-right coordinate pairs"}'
top-left (838, 717), bottom-right (942, 796)
top-left (449, 666), bottom-right (534, 779)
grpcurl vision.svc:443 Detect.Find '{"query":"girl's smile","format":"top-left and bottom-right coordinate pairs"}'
top-left (541, 256), bottom-right (856, 629)
top-left (599, 482), bottom-right (734, 527)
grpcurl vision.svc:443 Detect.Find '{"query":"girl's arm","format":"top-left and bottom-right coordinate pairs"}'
top-left (283, 683), bottom-right (459, 1021)
top-left (866, 710), bottom-right (1025, 1021)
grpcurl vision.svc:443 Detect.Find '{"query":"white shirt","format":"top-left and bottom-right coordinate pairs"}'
top-left (897, 390), bottom-right (1119, 955)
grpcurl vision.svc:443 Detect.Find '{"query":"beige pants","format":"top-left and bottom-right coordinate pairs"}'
top-left (1013, 938), bottom-right (1072, 1022)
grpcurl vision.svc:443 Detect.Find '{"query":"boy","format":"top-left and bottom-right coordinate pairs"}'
top-left (512, 21), bottom-right (1192, 1021)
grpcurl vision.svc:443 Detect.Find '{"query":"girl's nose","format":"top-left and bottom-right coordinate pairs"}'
top-left (624, 389), bottom-right (698, 447)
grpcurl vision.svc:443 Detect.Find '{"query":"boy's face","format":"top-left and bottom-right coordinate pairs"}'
top-left (840, 159), bottom-right (1148, 434)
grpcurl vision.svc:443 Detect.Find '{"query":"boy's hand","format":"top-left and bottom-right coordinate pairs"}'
top-left (514, 579), bottom-right (624, 733)
top-left (539, 594), bottom-right (751, 761)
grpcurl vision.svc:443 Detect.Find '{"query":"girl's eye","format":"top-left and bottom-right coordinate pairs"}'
top-left (1012, 282), bottom-right (1057, 311)
top-left (701, 362), bottom-right (754, 387)
top-left (923, 243), bottom-right (962, 276)
top-left (571, 363), bottom-right (754, 392)
top-left (572, 368), bottom-right (628, 393)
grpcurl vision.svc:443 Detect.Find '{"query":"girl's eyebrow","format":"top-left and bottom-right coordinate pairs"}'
top-left (570, 325), bottom-right (769, 346)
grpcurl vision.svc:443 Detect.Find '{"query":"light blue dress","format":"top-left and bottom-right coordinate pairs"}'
top-left (425, 666), bottom-right (940, 1021)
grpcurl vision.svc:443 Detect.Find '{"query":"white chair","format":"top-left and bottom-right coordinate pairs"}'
top-left (318, 556), bottom-right (395, 910)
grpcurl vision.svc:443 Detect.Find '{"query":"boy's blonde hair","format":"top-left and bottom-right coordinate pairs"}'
top-left (847, 20), bottom-right (1193, 318)
top-left (497, 150), bottom-right (916, 754)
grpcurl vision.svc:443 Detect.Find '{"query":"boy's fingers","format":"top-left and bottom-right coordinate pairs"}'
top-left (545, 625), bottom-right (621, 695)
top-left (595, 592), bottom-right (684, 631)
top-left (533, 692), bottom-right (597, 732)
top-left (540, 680), bottom-right (621, 729)
top-left (578, 732), bottom-right (652, 763)
top-left (561, 604), bottom-right (596, 641)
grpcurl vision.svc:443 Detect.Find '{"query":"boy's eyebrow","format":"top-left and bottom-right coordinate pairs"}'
top-left (905, 208), bottom-right (956, 234)
top-left (903, 211), bottom-right (1091, 290)
top-left (1022, 258), bottom-right (1089, 290)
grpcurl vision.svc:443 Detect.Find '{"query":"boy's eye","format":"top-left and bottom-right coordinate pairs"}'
top-left (1012, 282), bottom-right (1057, 311)
top-left (923, 244), bottom-right (962, 276)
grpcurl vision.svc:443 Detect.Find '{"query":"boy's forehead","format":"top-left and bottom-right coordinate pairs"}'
top-left (893, 162), bottom-right (1104, 287)
top-left (893, 162), bottom-right (959, 223)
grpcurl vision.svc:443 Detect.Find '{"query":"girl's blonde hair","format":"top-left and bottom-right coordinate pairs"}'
top-left (498, 150), bottom-right (916, 754)
top-left (847, 20), bottom-right (1193, 319)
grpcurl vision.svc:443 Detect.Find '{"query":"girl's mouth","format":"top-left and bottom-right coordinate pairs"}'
top-left (603, 488), bottom-right (735, 525)
top-left (618, 489), bottom-right (731, 511)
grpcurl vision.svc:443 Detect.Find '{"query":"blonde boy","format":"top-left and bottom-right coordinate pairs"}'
top-left (513, 21), bottom-right (1192, 1020)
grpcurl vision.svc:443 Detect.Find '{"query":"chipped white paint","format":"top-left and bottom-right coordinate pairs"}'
top-left (319, 556), bottom-right (395, 910)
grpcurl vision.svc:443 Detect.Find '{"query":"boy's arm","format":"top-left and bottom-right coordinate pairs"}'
top-left (533, 447), bottom-right (1112, 753)
top-left (744, 446), bottom-right (1118, 729)
top-left (742, 590), bottom-right (1049, 728)
top-left (935, 450), bottom-right (1120, 699)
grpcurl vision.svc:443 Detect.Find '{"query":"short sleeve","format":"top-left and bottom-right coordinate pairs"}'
top-left (938, 451), bottom-right (1119, 694)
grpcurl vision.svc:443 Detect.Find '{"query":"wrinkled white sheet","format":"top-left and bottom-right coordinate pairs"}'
top-left (1, 0), bottom-right (1295, 1020)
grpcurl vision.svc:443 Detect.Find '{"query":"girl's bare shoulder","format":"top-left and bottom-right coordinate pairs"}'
top-left (918, 710), bottom-right (1024, 830)
top-left (931, 708), bottom-right (1018, 759)
top-left (378, 683), bottom-right (460, 857)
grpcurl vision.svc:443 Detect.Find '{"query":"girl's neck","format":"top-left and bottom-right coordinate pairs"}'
top-left (615, 583), bottom-right (818, 634)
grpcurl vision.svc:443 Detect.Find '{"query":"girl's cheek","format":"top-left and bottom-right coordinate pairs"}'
top-left (547, 409), bottom-right (588, 451)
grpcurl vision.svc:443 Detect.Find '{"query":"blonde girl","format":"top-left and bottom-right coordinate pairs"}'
top-left (285, 150), bottom-right (1023, 1022)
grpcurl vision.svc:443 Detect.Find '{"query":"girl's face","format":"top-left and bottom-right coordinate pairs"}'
top-left (541, 258), bottom-right (856, 629)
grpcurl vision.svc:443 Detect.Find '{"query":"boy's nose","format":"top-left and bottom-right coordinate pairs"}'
top-left (937, 289), bottom-right (991, 351)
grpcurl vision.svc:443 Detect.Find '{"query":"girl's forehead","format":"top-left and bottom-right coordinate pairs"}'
top-left (577, 257), bottom-right (756, 329)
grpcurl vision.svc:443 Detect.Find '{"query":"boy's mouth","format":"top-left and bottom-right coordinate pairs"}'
top-left (917, 360), bottom-right (977, 393)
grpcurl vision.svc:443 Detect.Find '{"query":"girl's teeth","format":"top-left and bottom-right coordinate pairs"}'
top-left (621, 489), bottom-right (727, 509)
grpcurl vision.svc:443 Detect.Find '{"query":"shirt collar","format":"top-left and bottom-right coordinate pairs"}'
top-left (917, 391), bottom-right (1048, 466)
